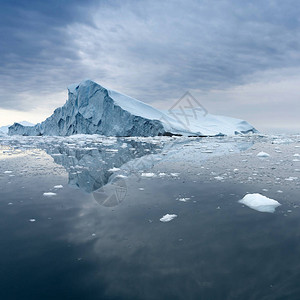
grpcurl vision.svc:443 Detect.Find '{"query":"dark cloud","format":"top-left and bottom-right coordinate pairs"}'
top-left (1, 0), bottom-right (300, 129)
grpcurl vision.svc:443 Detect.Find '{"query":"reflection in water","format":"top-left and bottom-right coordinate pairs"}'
top-left (42, 136), bottom-right (254, 206)
top-left (93, 177), bottom-right (127, 207)
top-left (0, 135), bottom-right (254, 207)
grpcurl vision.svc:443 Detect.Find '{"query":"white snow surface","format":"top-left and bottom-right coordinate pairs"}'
top-left (239, 193), bottom-right (281, 213)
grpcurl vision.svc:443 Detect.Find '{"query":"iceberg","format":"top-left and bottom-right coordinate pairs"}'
top-left (239, 193), bottom-right (281, 213)
top-left (1, 121), bottom-right (34, 135)
top-left (8, 80), bottom-right (257, 137)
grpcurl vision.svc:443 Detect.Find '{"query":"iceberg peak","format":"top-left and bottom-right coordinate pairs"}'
top-left (8, 80), bottom-right (257, 137)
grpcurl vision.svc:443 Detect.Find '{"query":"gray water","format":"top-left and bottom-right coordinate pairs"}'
top-left (0, 134), bottom-right (299, 299)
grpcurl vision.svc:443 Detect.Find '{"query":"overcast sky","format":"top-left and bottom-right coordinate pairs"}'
top-left (1, 0), bottom-right (300, 133)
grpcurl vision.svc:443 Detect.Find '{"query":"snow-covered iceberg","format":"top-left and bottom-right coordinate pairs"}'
top-left (1, 121), bottom-right (34, 135)
top-left (8, 80), bottom-right (257, 137)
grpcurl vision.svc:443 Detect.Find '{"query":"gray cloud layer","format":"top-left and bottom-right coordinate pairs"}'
top-left (1, 0), bottom-right (300, 131)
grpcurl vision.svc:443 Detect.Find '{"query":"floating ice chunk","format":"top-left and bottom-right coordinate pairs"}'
top-left (4, 171), bottom-right (12, 174)
top-left (141, 172), bottom-right (156, 177)
top-left (160, 214), bottom-right (177, 222)
top-left (277, 190), bottom-right (283, 193)
top-left (159, 172), bottom-right (167, 177)
top-left (293, 154), bottom-right (300, 157)
top-left (170, 173), bottom-right (180, 177)
top-left (116, 174), bottom-right (127, 178)
top-left (29, 219), bottom-right (36, 222)
top-left (285, 177), bottom-right (298, 181)
top-left (257, 152), bottom-right (270, 157)
top-left (239, 193), bottom-right (281, 213)
top-left (108, 167), bottom-right (120, 172)
top-left (178, 197), bottom-right (190, 202)
top-left (138, 188), bottom-right (145, 191)
top-left (214, 176), bottom-right (224, 181)
top-left (54, 185), bottom-right (63, 189)
top-left (43, 192), bottom-right (57, 197)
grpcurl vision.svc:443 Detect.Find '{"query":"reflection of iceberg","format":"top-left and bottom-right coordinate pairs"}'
top-left (93, 177), bottom-right (127, 207)
top-left (42, 136), bottom-right (254, 207)
top-left (46, 138), bottom-right (163, 193)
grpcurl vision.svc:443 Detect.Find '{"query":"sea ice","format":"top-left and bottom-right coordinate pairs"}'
top-left (178, 197), bottom-right (190, 202)
top-left (257, 152), bottom-right (270, 157)
top-left (108, 167), bottom-right (120, 172)
top-left (54, 185), bottom-right (63, 189)
top-left (239, 193), bottom-right (281, 213)
top-left (141, 172), bottom-right (156, 177)
top-left (43, 192), bottom-right (57, 197)
top-left (160, 214), bottom-right (178, 222)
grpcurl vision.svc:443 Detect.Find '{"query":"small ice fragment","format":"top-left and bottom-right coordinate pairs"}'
top-left (285, 177), bottom-right (298, 181)
top-left (178, 197), bottom-right (190, 202)
top-left (214, 176), bottom-right (224, 181)
top-left (108, 167), bottom-right (120, 172)
top-left (257, 152), bottom-right (270, 157)
top-left (170, 173), bottom-right (180, 177)
top-left (138, 188), bottom-right (145, 191)
top-left (160, 214), bottom-right (177, 222)
top-left (8, 202), bottom-right (13, 205)
top-left (293, 154), bottom-right (300, 157)
top-left (277, 190), bottom-right (283, 193)
top-left (239, 193), bottom-right (281, 213)
top-left (43, 192), bottom-right (57, 197)
top-left (54, 185), bottom-right (63, 189)
top-left (29, 219), bottom-right (36, 222)
top-left (262, 189), bottom-right (268, 192)
top-left (141, 172), bottom-right (156, 177)
top-left (4, 171), bottom-right (12, 174)
top-left (116, 174), bottom-right (127, 178)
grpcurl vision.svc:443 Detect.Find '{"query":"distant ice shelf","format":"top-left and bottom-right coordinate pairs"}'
top-left (8, 80), bottom-right (257, 137)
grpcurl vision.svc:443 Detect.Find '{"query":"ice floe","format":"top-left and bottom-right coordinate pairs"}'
top-left (239, 193), bottom-right (281, 213)
top-left (160, 214), bottom-right (178, 222)
top-left (54, 185), bottom-right (63, 189)
top-left (257, 152), bottom-right (270, 157)
top-left (43, 192), bottom-right (57, 197)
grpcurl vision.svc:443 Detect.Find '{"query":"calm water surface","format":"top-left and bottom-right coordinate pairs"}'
top-left (0, 135), bottom-right (299, 299)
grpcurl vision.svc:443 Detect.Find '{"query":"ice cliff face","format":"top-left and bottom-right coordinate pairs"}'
top-left (8, 80), bottom-right (257, 137)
